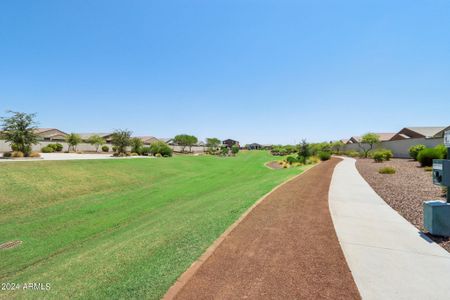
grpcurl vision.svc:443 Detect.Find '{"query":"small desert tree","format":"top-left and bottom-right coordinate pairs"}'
top-left (111, 129), bottom-right (132, 155)
top-left (297, 139), bottom-right (311, 163)
top-left (358, 133), bottom-right (380, 158)
top-left (174, 134), bottom-right (198, 153)
top-left (87, 134), bottom-right (105, 152)
top-left (66, 133), bottom-right (82, 152)
top-left (130, 137), bottom-right (144, 154)
top-left (206, 137), bottom-right (221, 152)
top-left (0, 111), bottom-right (39, 156)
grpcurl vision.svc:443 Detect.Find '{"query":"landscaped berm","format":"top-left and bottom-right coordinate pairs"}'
top-left (0, 151), bottom-right (307, 299)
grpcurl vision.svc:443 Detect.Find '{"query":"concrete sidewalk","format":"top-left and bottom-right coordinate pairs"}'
top-left (329, 157), bottom-right (450, 300)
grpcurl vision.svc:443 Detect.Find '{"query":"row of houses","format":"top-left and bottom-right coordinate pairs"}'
top-left (341, 126), bottom-right (450, 145)
top-left (340, 126), bottom-right (450, 158)
top-left (0, 128), bottom-right (242, 153)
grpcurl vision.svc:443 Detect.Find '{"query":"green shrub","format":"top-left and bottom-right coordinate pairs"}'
top-left (41, 146), bottom-right (55, 153)
top-left (155, 153), bottom-right (162, 158)
top-left (112, 146), bottom-right (118, 152)
top-left (221, 146), bottom-right (229, 156)
top-left (372, 149), bottom-right (393, 162)
top-left (102, 145), bottom-right (109, 152)
top-left (318, 151), bottom-right (331, 161)
top-left (231, 145), bottom-right (240, 155)
top-left (409, 144), bottom-right (426, 161)
top-left (286, 156), bottom-right (297, 164)
top-left (379, 167), bottom-right (396, 174)
top-left (2, 152), bottom-right (12, 158)
top-left (417, 148), bottom-right (444, 167)
top-left (424, 166), bottom-right (433, 172)
top-left (435, 144), bottom-right (448, 159)
top-left (54, 143), bottom-right (63, 152)
top-left (150, 141), bottom-right (173, 157)
top-left (141, 146), bottom-right (151, 155)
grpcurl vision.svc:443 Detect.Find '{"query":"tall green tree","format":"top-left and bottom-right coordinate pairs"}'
top-left (359, 133), bottom-right (380, 158)
top-left (297, 139), bottom-right (311, 163)
top-left (87, 135), bottom-right (105, 152)
top-left (1, 111), bottom-right (39, 156)
top-left (130, 137), bottom-right (144, 154)
top-left (66, 133), bottom-right (82, 152)
top-left (206, 138), bottom-right (221, 150)
top-left (111, 130), bottom-right (132, 155)
top-left (174, 134), bottom-right (198, 153)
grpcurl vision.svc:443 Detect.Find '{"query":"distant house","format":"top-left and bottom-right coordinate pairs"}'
top-left (159, 138), bottom-right (174, 145)
top-left (247, 143), bottom-right (262, 150)
top-left (77, 133), bottom-right (114, 143)
top-left (35, 128), bottom-right (68, 141)
top-left (346, 136), bottom-right (361, 144)
top-left (340, 139), bottom-right (349, 144)
top-left (136, 136), bottom-right (160, 145)
top-left (390, 127), bottom-right (447, 141)
top-left (222, 139), bottom-right (239, 148)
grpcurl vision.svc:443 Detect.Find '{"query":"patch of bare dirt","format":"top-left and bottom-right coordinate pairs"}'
top-left (356, 158), bottom-right (450, 251)
top-left (265, 161), bottom-right (282, 169)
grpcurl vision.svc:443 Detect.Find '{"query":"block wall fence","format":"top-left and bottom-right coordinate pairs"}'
top-left (342, 137), bottom-right (443, 158)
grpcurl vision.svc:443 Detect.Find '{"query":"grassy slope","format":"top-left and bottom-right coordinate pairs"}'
top-left (0, 151), bottom-right (305, 299)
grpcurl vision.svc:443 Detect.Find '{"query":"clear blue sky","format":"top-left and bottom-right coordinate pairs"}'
top-left (1, 1), bottom-right (450, 145)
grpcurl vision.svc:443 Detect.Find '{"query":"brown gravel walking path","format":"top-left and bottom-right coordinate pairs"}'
top-left (171, 158), bottom-right (360, 300)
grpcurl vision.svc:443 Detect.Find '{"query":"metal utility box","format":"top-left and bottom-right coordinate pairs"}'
top-left (432, 159), bottom-right (450, 186)
top-left (424, 200), bottom-right (450, 236)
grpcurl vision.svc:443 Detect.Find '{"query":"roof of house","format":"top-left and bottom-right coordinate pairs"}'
top-left (77, 133), bottom-right (113, 140)
top-left (434, 126), bottom-right (450, 138)
top-left (402, 127), bottom-right (447, 138)
top-left (340, 139), bottom-right (349, 144)
top-left (136, 136), bottom-right (159, 143)
top-left (34, 128), bottom-right (68, 137)
top-left (375, 133), bottom-right (396, 141)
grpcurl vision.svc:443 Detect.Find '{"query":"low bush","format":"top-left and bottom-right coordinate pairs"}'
top-left (155, 153), bottom-right (162, 158)
top-left (150, 142), bottom-right (173, 157)
top-left (409, 144), bottom-right (426, 161)
top-left (286, 156), bottom-right (298, 164)
top-left (141, 146), bottom-right (151, 156)
top-left (102, 145), bottom-right (109, 152)
top-left (417, 148), bottom-right (444, 167)
top-left (2, 152), bottom-right (12, 158)
top-left (379, 167), bottom-right (396, 174)
top-left (29, 152), bottom-right (41, 158)
top-left (130, 152), bottom-right (139, 156)
top-left (48, 143), bottom-right (64, 152)
top-left (372, 149), bottom-right (393, 162)
top-left (231, 145), bottom-right (240, 155)
top-left (41, 146), bottom-right (54, 153)
top-left (11, 151), bottom-right (24, 158)
top-left (318, 151), bottom-right (331, 161)
top-left (112, 146), bottom-right (118, 152)
top-left (435, 144), bottom-right (448, 159)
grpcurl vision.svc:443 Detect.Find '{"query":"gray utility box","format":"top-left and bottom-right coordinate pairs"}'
top-left (432, 159), bottom-right (450, 186)
top-left (424, 200), bottom-right (450, 236)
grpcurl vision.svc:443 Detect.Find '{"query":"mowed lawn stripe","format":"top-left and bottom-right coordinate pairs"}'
top-left (0, 151), bottom-right (304, 299)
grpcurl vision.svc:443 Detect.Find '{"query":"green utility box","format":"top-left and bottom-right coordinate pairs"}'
top-left (432, 159), bottom-right (450, 186)
top-left (424, 200), bottom-right (450, 236)
top-left (424, 130), bottom-right (450, 236)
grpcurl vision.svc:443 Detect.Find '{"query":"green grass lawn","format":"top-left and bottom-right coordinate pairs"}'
top-left (0, 151), bottom-right (306, 299)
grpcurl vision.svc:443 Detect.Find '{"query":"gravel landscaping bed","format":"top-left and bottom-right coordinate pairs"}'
top-left (356, 158), bottom-right (450, 252)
